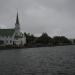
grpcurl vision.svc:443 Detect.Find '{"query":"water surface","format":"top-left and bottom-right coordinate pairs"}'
top-left (0, 45), bottom-right (75, 75)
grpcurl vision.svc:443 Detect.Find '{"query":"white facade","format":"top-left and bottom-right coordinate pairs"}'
top-left (13, 32), bottom-right (26, 46)
top-left (0, 12), bottom-right (26, 47)
top-left (0, 32), bottom-right (26, 46)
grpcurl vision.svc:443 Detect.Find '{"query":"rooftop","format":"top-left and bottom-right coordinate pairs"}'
top-left (0, 29), bottom-right (15, 37)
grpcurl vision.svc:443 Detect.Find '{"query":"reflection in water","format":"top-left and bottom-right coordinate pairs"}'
top-left (0, 46), bottom-right (75, 75)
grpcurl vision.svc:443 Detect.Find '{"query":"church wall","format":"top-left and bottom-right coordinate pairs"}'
top-left (14, 37), bottom-right (26, 46)
top-left (0, 36), bottom-right (14, 46)
top-left (0, 33), bottom-right (26, 46)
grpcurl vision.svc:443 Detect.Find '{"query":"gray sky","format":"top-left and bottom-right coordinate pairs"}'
top-left (0, 0), bottom-right (75, 38)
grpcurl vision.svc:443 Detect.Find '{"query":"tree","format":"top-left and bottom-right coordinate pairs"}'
top-left (35, 33), bottom-right (52, 45)
top-left (53, 36), bottom-right (72, 45)
top-left (24, 32), bottom-right (36, 44)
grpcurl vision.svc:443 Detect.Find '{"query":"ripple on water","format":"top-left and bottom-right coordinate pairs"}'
top-left (0, 46), bottom-right (75, 75)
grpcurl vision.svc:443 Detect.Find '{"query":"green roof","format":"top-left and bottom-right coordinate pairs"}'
top-left (0, 29), bottom-right (15, 37)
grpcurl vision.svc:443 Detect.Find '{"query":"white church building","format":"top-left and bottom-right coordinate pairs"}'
top-left (0, 12), bottom-right (26, 47)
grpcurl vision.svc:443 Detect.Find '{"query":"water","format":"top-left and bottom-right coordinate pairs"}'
top-left (0, 45), bottom-right (75, 75)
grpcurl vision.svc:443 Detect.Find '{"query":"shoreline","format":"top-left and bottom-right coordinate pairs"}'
top-left (0, 44), bottom-right (74, 50)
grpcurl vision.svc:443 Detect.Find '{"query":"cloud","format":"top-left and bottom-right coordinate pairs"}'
top-left (0, 24), bottom-right (7, 29)
top-left (0, 0), bottom-right (75, 38)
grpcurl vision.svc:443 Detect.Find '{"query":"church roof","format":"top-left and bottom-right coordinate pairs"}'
top-left (0, 29), bottom-right (15, 37)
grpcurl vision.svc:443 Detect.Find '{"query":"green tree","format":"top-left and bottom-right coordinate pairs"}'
top-left (24, 33), bottom-right (36, 44)
top-left (53, 36), bottom-right (72, 45)
top-left (35, 33), bottom-right (52, 45)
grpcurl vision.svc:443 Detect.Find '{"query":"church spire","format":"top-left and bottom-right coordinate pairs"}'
top-left (15, 11), bottom-right (20, 31)
top-left (16, 12), bottom-right (19, 25)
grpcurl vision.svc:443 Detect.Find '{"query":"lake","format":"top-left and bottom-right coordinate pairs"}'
top-left (0, 45), bottom-right (75, 75)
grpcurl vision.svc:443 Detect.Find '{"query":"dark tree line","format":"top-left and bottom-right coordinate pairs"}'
top-left (24, 32), bottom-right (72, 47)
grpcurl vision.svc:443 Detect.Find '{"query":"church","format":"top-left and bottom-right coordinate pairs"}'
top-left (0, 12), bottom-right (26, 47)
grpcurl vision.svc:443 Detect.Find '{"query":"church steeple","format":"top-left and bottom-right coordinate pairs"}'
top-left (16, 12), bottom-right (19, 25)
top-left (15, 11), bottom-right (20, 32)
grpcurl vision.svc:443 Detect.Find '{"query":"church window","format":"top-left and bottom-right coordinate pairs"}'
top-left (6, 40), bottom-right (8, 43)
top-left (10, 40), bottom-right (12, 43)
top-left (0, 41), bottom-right (4, 45)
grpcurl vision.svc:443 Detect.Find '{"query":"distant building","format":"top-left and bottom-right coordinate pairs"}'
top-left (70, 39), bottom-right (75, 44)
top-left (0, 12), bottom-right (26, 47)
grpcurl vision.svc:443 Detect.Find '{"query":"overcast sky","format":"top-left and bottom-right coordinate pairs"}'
top-left (0, 0), bottom-right (75, 38)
